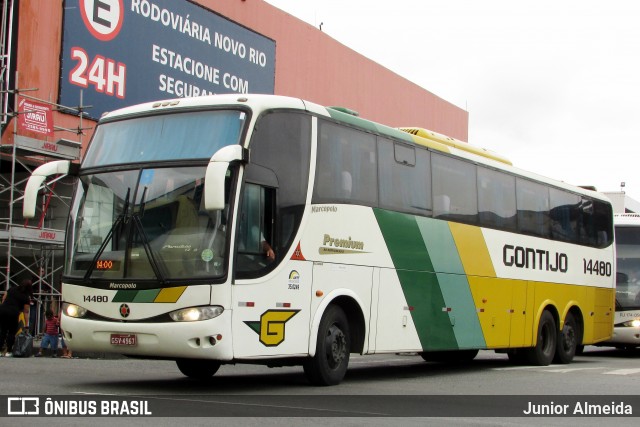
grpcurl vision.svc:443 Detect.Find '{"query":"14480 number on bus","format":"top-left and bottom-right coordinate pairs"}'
top-left (84, 295), bottom-right (109, 303)
top-left (583, 258), bottom-right (612, 277)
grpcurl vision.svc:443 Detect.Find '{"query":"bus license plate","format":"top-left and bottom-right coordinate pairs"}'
top-left (110, 334), bottom-right (137, 346)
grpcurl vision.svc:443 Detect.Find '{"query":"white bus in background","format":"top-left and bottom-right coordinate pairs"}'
top-left (604, 213), bottom-right (640, 348)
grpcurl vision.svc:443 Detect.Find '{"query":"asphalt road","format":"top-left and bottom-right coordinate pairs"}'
top-left (0, 346), bottom-right (638, 426)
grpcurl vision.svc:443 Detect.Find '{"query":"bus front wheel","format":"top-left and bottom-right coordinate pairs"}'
top-left (525, 310), bottom-right (556, 366)
top-left (303, 305), bottom-right (351, 386)
top-left (176, 358), bottom-right (221, 380)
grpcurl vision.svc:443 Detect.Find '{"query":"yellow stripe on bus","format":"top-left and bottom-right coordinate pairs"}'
top-left (155, 286), bottom-right (187, 303)
top-left (448, 222), bottom-right (496, 277)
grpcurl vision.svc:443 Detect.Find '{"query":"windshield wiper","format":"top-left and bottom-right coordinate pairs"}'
top-left (84, 188), bottom-right (131, 281)
top-left (138, 186), bottom-right (148, 217)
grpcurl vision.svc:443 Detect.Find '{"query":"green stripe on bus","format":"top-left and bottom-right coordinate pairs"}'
top-left (373, 209), bottom-right (434, 271)
top-left (112, 290), bottom-right (137, 302)
top-left (112, 289), bottom-right (179, 303)
top-left (416, 218), bottom-right (486, 348)
top-left (374, 209), bottom-right (458, 350)
top-left (396, 269), bottom-right (457, 350)
top-left (132, 289), bottom-right (161, 303)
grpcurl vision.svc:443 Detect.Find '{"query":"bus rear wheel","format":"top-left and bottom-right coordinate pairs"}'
top-left (303, 305), bottom-right (350, 386)
top-left (176, 358), bottom-right (221, 380)
top-left (554, 312), bottom-right (579, 364)
top-left (525, 310), bottom-right (556, 366)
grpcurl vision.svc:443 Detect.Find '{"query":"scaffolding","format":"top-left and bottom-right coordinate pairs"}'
top-left (0, 85), bottom-right (88, 334)
top-left (0, 23), bottom-right (89, 336)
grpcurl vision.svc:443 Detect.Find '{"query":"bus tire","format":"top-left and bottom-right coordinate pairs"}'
top-left (525, 310), bottom-right (556, 366)
top-left (176, 358), bottom-right (221, 380)
top-left (554, 312), bottom-right (579, 364)
top-left (303, 305), bottom-right (350, 386)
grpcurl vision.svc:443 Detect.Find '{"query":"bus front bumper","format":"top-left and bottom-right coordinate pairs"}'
top-left (60, 311), bottom-right (234, 360)
top-left (600, 325), bottom-right (640, 348)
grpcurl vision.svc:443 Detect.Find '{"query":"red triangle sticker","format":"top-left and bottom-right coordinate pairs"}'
top-left (290, 242), bottom-right (306, 261)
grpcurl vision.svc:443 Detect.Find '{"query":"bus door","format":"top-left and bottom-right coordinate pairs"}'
top-left (231, 182), bottom-right (312, 358)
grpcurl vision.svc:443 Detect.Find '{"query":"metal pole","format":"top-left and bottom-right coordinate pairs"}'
top-left (6, 70), bottom-right (17, 291)
top-left (0, 0), bottom-right (15, 126)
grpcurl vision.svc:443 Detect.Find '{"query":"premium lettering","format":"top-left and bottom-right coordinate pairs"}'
top-left (323, 234), bottom-right (364, 250)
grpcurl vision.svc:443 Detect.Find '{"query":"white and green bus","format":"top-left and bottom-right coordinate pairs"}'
top-left (23, 95), bottom-right (615, 385)
top-left (600, 213), bottom-right (640, 349)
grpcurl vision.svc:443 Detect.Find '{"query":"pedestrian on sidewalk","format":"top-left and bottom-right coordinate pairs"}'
top-left (0, 279), bottom-right (32, 357)
top-left (35, 309), bottom-right (59, 357)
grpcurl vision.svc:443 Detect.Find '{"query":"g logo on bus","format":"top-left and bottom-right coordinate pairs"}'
top-left (119, 304), bottom-right (130, 318)
top-left (244, 309), bottom-right (300, 346)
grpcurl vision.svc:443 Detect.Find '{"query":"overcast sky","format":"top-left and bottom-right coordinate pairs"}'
top-left (265, 0), bottom-right (640, 202)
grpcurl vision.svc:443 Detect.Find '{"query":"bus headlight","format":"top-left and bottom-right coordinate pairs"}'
top-left (626, 319), bottom-right (640, 328)
top-left (63, 302), bottom-right (88, 318)
top-left (169, 306), bottom-right (224, 322)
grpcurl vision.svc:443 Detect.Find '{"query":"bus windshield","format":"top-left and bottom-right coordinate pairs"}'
top-left (615, 226), bottom-right (640, 310)
top-left (82, 110), bottom-right (246, 167)
top-left (66, 166), bottom-right (231, 282)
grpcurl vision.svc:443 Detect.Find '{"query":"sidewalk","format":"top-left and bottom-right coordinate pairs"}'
top-left (31, 336), bottom-right (124, 360)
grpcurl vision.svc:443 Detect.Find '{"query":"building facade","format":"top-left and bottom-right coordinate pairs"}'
top-left (0, 0), bottom-right (468, 332)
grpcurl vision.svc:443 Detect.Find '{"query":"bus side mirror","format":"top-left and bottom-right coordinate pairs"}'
top-left (204, 145), bottom-right (248, 211)
top-left (23, 160), bottom-right (71, 218)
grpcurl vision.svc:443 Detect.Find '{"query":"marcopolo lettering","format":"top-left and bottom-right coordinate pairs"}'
top-left (109, 283), bottom-right (137, 289)
top-left (503, 244), bottom-right (568, 272)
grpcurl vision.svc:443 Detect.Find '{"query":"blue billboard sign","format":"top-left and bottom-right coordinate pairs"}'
top-left (60, 0), bottom-right (276, 119)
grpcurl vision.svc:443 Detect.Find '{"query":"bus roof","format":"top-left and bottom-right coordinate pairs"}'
top-left (397, 127), bottom-right (512, 165)
top-left (99, 94), bottom-right (610, 204)
top-left (614, 213), bottom-right (640, 225)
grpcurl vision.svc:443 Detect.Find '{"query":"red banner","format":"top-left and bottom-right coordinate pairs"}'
top-left (18, 99), bottom-right (54, 136)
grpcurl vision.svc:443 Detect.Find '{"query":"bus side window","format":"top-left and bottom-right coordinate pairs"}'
top-left (516, 178), bottom-right (550, 238)
top-left (238, 184), bottom-right (262, 254)
top-left (431, 153), bottom-right (478, 224)
top-left (313, 120), bottom-right (377, 206)
top-left (236, 183), bottom-right (276, 276)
